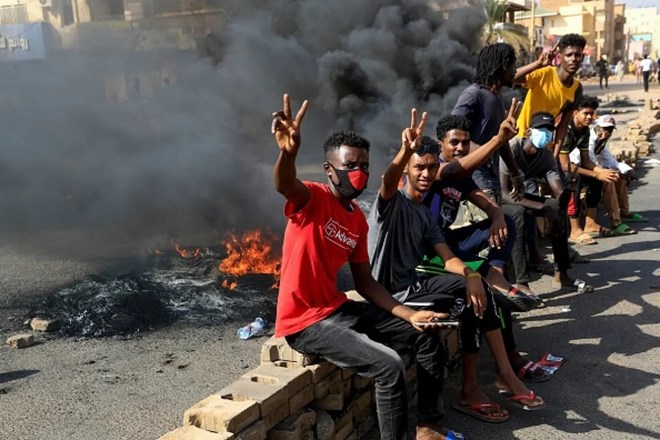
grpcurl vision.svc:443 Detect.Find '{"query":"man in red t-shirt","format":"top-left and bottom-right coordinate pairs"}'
top-left (272, 93), bottom-right (465, 440)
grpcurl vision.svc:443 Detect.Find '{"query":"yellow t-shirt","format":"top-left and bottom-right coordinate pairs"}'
top-left (517, 66), bottom-right (581, 137)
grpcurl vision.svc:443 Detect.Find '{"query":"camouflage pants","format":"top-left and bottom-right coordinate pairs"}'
top-left (462, 188), bottom-right (502, 224)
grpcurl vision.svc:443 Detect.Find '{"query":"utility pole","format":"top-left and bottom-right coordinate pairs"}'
top-left (529, 0), bottom-right (536, 62)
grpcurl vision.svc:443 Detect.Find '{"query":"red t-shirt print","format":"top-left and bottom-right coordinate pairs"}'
top-left (274, 182), bottom-right (369, 337)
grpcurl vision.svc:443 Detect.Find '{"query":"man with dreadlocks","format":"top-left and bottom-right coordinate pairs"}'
top-left (452, 43), bottom-right (557, 297)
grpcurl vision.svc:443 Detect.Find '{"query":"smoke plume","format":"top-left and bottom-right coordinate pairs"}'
top-left (0, 1), bottom-right (485, 252)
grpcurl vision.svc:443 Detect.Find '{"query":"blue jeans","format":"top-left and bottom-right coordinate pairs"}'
top-left (444, 217), bottom-right (515, 270)
top-left (286, 301), bottom-right (446, 440)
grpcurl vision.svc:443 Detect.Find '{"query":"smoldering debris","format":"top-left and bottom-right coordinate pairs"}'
top-left (31, 249), bottom-right (277, 338)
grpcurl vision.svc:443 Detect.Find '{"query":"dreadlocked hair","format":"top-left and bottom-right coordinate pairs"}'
top-left (474, 43), bottom-right (517, 87)
top-left (575, 95), bottom-right (599, 110)
top-left (558, 33), bottom-right (586, 50)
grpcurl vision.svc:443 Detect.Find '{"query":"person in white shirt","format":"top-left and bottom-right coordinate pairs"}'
top-left (569, 115), bottom-right (648, 235)
top-left (640, 55), bottom-right (653, 92)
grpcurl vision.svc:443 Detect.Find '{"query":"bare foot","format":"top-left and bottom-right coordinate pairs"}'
top-left (495, 374), bottom-right (544, 408)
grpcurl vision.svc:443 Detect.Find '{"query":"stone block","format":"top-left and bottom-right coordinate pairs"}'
top-left (341, 378), bottom-right (353, 399)
top-left (313, 379), bottom-right (329, 400)
top-left (260, 337), bottom-right (316, 366)
top-left (184, 394), bottom-right (259, 434)
top-left (326, 369), bottom-right (342, 394)
top-left (242, 363), bottom-right (311, 396)
top-left (235, 420), bottom-right (267, 440)
top-left (6, 334), bottom-right (35, 349)
top-left (312, 392), bottom-right (344, 411)
top-left (218, 377), bottom-right (289, 422)
top-left (30, 317), bottom-right (60, 332)
top-left (159, 426), bottom-right (234, 440)
top-left (340, 369), bottom-right (354, 381)
top-left (347, 390), bottom-right (371, 418)
top-left (289, 384), bottom-right (313, 413)
top-left (305, 361), bottom-right (336, 384)
top-left (352, 375), bottom-right (372, 391)
top-left (344, 431), bottom-right (357, 440)
top-left (334, 413), bottom-right (353, 440)
top-left (300, 429), bottom-right (316, 440)
top-left (267, 409), bottom-right (316, 440)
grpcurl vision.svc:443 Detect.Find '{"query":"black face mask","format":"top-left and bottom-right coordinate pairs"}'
top-left (327, 163), bottom-right (369, 200)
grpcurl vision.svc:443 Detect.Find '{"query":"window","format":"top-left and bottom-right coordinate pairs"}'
top-left (0, 4), bottom-right (28, 25)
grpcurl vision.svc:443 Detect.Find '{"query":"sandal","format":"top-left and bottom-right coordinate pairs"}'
top-left (490, 285), bottom-right (543, 312)
top-left (451, 402), bottom-right (509, 423)
top-left (517, 360), bottom-right (551, 382)
top-left (621, 212), bottom-right (648, 223)
top-left (551, 278), bottom-right (594, 294)
top-left (568, 233), bottom-right (597, 245)
top-left (585, 227), bottom-right (615, 238)
top-left (502, 390), bottom-right (545, 411)
top-left (613, 223), bottom-right (636, 235)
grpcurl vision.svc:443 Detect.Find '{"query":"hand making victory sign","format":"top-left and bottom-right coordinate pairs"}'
top-left (538, 43), bottom-right (560, 68)
top-left (401, 108), bottom-right (429, 152)
top-left (272, 93), bottom-right (311, 211)
top-left (271, 93), bottom-right (309, 156)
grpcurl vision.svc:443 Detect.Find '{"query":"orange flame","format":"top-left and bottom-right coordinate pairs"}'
top-left (219, 230), bottom-right (281, 290)
top-left (175, 242), bottom-right (201, 259)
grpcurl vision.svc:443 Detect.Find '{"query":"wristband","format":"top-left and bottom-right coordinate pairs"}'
top-left (466, 271), bottom-right (481, 280)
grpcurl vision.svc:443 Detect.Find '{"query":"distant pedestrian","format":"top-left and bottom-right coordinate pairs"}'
top-left (634, 58), bottom-right (641, 84)
top-left (640, 55), bottom-right (653, 92)
top-left (595, 56), bottom-right (609, 89)
top-left (615, 60), bottom-right (624, 82)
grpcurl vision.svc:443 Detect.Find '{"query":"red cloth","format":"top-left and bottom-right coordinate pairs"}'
top-left (567, 192), bottom-right (578, 217)
top-left (275, 182), bottom-right (369, 337)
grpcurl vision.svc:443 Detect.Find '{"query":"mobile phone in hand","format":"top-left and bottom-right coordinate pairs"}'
top-left (413, 319), bottom-right (460, 328)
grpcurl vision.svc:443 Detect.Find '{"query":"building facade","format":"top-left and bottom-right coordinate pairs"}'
top-left (624, 6), bottom-right (660, 60)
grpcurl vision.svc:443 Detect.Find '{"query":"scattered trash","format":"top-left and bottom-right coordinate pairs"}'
top-left (239, 360), bottom-right (250, 369)
top-left (237, 317), bottom-right (266, 340)
top-left (644, 158), bottom-right (660, 166)
top-left (537, 352), bottom-right (566, 375)
top-left (562, 306), bottom-right (571, 313)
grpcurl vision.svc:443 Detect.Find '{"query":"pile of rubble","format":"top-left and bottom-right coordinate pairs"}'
top-left (608, 99), bottom-right (660, 166)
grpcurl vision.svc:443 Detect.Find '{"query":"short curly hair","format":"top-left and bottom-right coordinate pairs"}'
top-left (558, 33), bottom-right (586, 50)
top-left (436, 115), bottom-right (471, 141)
top-left (323, 131), bottom-right (370, 158)
top-left (418, 136), bottom-right (440, 156)
top-left (576, 95), bottom-right (599, 110)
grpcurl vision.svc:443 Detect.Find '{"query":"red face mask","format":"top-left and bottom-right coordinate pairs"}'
top-left (327, 164), bottom-right (369, 199)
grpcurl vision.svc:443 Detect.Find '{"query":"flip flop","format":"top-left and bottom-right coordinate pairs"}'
top-left (504, 390), bottom-right (545, 411)
top-left (568, 233), bottom-right (597, 245)
top-left (451, 402), bottom-right (509, 423)
top-left (613, 223), bottom-right (636, 235)
top-left (621, 213), bottom-right (648, 223)
top-left (585, 227), bottom-right (615, 238)
top-left (491, 285), bottom-right (543, 312)
top-left (551, 278), bottom-right (594, 294)
top-left (517, 360), bottom-right (551, 383)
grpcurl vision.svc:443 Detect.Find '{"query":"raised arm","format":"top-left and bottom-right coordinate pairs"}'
top-left (439, 99), bottom-right (521, 180)
top-left (514, 44), bottom-right (559, 84)
top-left (272, 93), bottom-right (310, 211)
top-left (380, 109), bottom-right (428, 200)
top-left (552, 85), bottom-right (582, 158)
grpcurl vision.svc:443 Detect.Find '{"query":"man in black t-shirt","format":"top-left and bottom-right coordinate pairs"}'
top-left (595, 56), bottom-right (609, 89)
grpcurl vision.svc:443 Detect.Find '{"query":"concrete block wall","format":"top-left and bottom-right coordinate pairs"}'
top-left (159, 330), bottom-right (461, 440)
top-left (610, 103), bottom-right (660, 162)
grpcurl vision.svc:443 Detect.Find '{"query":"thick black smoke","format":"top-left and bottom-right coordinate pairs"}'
top-left (0, 1), bottom-right (485, 252)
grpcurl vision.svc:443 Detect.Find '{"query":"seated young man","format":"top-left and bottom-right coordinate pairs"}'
top-left (557, 95), bottom-right (619, 245)
top-left (272, 94), bottom-right (464, 440)
top-left (424, 113), bottom-right (541, 310)
top-left (500, 111), bottom-right (594, 295)
top-left (568, 115), bottom-right (647, 234)
top-left (368, 108), bottom-right (544, 424)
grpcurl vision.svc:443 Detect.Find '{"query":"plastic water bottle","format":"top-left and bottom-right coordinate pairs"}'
top-left (237, 317), bottom-right (266, 340)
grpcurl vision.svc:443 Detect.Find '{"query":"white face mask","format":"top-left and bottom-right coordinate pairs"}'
top-left (529, 128), bottom-right (554, 149)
